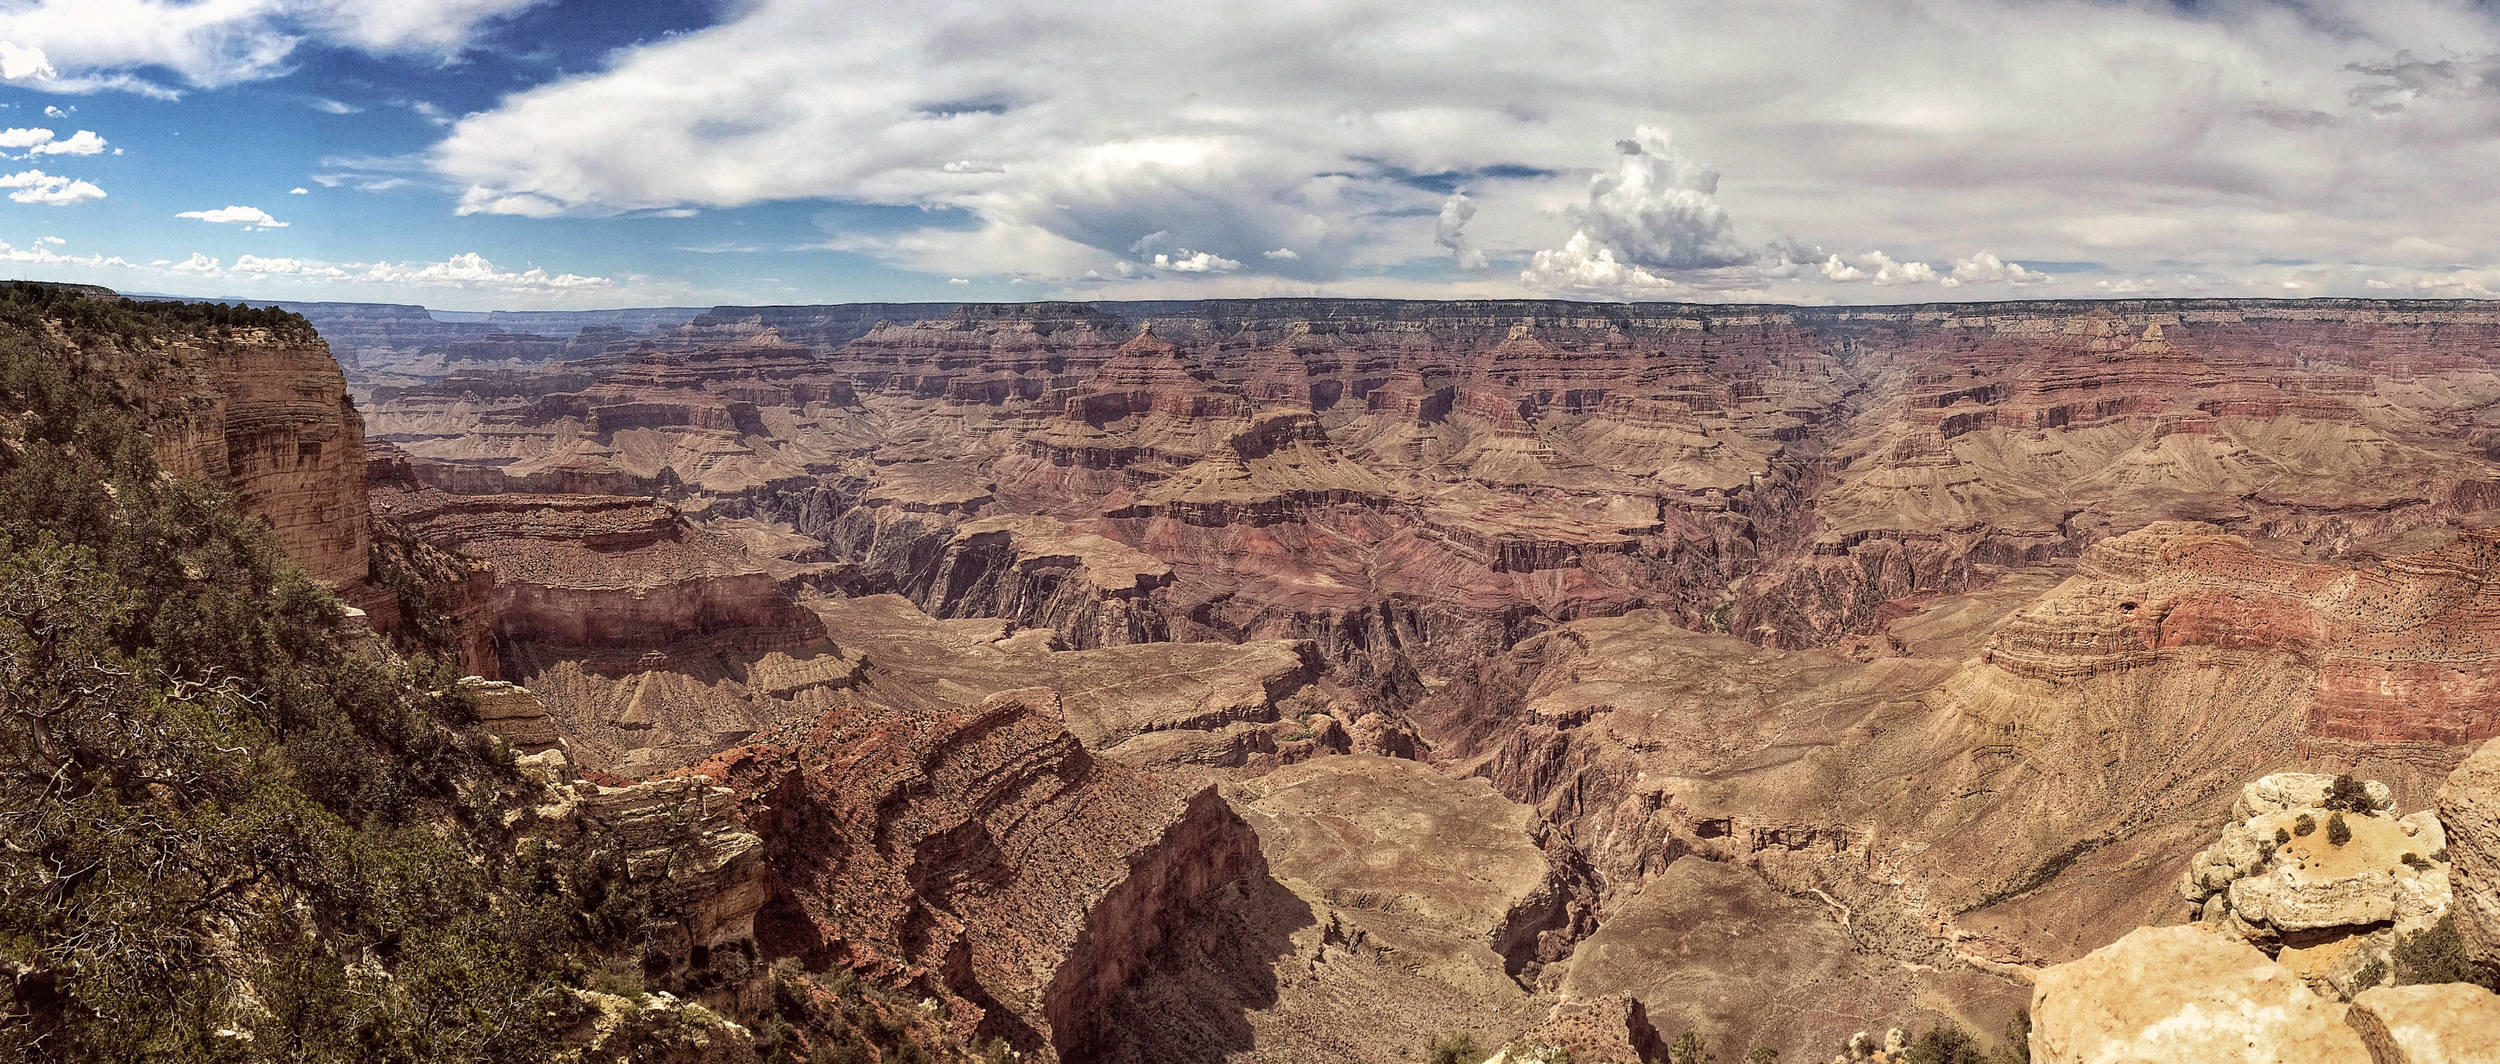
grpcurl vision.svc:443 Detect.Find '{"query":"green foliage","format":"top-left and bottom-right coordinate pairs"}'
top-left (0, 321), bottom-right (591, 1062)
top-left (2294, 813), bottom-right (2317, 837)
top-left (2390, 913), bottom-right (2500, 991)
top-left (1430, 1030), bottom-right (1489, 1064)
top-left (0, 281), bottom-right (317, 349)
top-left (2323, 774), bottom-right (2375, 814)
top-left (2326, 812), bottom-right (2351, 847)
top-left (2352, 957), bottom-right (2390, 993)
top-left (1670, 1029), bottom-right (1717, 1064)
top-left (1903, 1023), bottom-right (1989, 1064)
top-left (2275, 828), bottom-right (2292, 846)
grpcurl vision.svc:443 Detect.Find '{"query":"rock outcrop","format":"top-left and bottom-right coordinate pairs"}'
top-left (2346, 983), bottom-right (2500, 1064)
top-left (2181, 772), bottom-right (2449, 996)
top-left (2439, 739), bottom-right (2500, 970)
top-left (457, 676), bottom-right (564, 753)
top-left (2029, 925), bottom-right (2372, 1064)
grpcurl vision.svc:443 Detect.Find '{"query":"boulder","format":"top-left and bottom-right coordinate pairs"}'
top-left (2029, 925), bottom-right (2370, 1064)
top-left (2345, 983), bottom-right (2500, 1064)
top-left (2439, 739), bottom-right (2500, 969)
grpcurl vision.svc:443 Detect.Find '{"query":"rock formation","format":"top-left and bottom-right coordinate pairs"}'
top-left (2029, 925), bottom-right (2372, 1063)
top-left (684, 688), bottom-right (1269, 1061)
top-left (2181, 772), bottom-right (2449, 996)
top-left (2439, 738), bottom-right (2500, 970)
top-left (2346, 984), bottom-right (2500, 1064)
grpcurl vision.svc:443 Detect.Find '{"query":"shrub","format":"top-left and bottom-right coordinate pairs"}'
top-left (2294, 814), bottom-right (2317, 837)
top-left (2391, 913), bottom-right (2500, 990)
top-left (1746, 1048), bottom-right (1781, 1064)
top-left (1903, 1023), bottom-right (1990, 1064)
top-left (2402, 852), bottom-right (2432, 871)
top-left (1670, 1030), bottom-right (1718, 1064)
top-left (2274, 828), bottom-right (2292, 846)
top-left (2323, 774), bottom-right (2375, 813)
top-left (1430, 1031), bottom-right (1488, 1064)
top-left (2327, 812), bottom-right (2352, 847)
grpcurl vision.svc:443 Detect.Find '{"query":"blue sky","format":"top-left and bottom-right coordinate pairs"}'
top-left (7, 1), bottom-right (2500, 309)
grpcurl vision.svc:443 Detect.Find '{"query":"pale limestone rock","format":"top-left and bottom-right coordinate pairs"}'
top-left (2345, 983), bottom-right (2500, 1064)
top-left (2439, 739), bottom-right (2500, 969)
top-left (2030, 925), bottom-right (2370, 1064)
top-left (576, 776), bottom-right (767, 950)
top-left (457, 676), bottom-right (563, 753)
top-left (2188, 774), bottom-right (2450, 966)
top-left (2233, 773), bottom-right (2391, 821)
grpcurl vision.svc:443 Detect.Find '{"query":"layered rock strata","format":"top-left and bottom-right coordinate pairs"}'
top-left (686, 688), bottom-right (1268, 1061)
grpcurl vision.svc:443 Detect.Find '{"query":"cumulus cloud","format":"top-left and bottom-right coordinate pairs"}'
top-left (0, 168), bottom-right (101, 205)
top-left (1435, 193), bottom-right (1488, 271)
top-left (29, 130), bottom-right (103, 155)
top-left (1521, 128), bottom-right (1758, 294)
top-left (1820, 251), bottom-right (1938, 286)
top-left (1150, 249), bottom-right (1242, 273)
top-left (288, 186), bottom-right (309, 195)
top-left (1262, 247), bottom-right (1299, 260)
top-left (1944, 250), bottom-right (2051, 286)
top-left (179, 249), bottom-right (613, 291)
top-left (177, 205), bottom-right (288, 228)
top-left (0, 0), bottom-right (547, 93)
top-left (0, 126), bottom-right (104, 155)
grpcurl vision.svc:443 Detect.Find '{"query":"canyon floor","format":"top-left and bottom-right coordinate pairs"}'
top-left (305, 296), bottom-right (2500, 1061)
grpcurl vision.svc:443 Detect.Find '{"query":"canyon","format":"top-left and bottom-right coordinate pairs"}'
top-left (193, 294), bottom-right (2500, 1060)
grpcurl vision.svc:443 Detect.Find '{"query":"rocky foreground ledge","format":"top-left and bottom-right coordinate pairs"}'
top-left (2030, 749), bottom-right (2500, 1063)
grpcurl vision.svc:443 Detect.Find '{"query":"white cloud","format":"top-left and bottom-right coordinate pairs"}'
top-left (1150, 249), bottom-right (1241, 273)
top-left (1946, 250), bottom-right (2050, 285)
top-left (30, 129), bottom-right (103, 155)
top-left (1436, 193), bottom-right (1488, 271)
top-left (1262, 247), bottom-right (1299, 260)
top-left (40, 105), bottom-right (65, 119)
top-left (0, 42), bottom-right (54, 82)
top-left (176, 204), bottom-right (287, 228)
top-left (172, 248), bottom-right (614, 292)
top-left (0, 126), bottom-right (105, 156)
top-left (288, 186), bottom-right (309, 195)
top-left (0, 168), bottom-right (101, 205)
top-left (940, 160), bottom-right (1002, 174)
top-left (946, 276), bottom-right (969, 285)
top-left (1820, 250), bottom-right (1938, 286)
top-left (0, 0), bottom-right (547, 93)
top-left (1521, 128), bottom-right (1765, 294)
top-left (1522, 231), bottom-right (1682, 294)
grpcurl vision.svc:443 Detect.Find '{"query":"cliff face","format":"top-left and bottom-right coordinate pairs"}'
top-left (101, 328), bottom-right (375, 588)
top-left (688, 688), bottom-right (1269, 1061)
